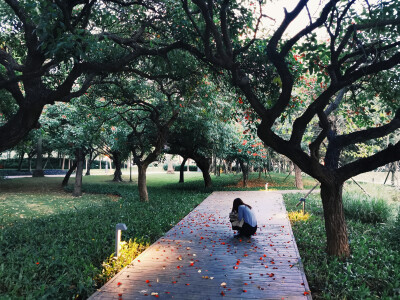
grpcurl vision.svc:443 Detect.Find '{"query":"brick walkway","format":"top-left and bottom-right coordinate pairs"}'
top-left (89, 191), bottom-right (311, 299)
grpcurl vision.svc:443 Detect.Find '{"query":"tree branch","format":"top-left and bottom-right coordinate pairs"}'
top-left (335, 108), bottom-right (400, 148)
top-left (337, 140), bottom-right (400, 181)
top-left (281, 0), bottom-right (338, 56)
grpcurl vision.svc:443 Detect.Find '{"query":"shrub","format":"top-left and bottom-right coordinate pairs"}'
top-left (393, 209), bottom-right (400, 243)
top-left (162, 164), bottom-right (198, 171)
top-left (342, 192), bottom-right (392, 224)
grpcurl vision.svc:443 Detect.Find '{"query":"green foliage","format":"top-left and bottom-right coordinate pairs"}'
top-left (393, 209), bottom-right (400, 243)
top-left (2, 173), bottom-right (396, 299)
top-left (162, 164), bottom-right (198, 172)
top-left (94, 239), bottom-right (148, 285)
top-left (284, 192), bottom-right (400, 299)
top-left (0, 176), bottom-right (207, 299)
top-left (342, 192), bottom-right (392, 224)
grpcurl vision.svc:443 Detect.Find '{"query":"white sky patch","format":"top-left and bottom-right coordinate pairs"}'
top-left (251, 0), bottom-right (381, 40)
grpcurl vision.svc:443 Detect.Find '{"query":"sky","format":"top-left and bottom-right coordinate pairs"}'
top-left (256, 0), bottom-right (329, 37)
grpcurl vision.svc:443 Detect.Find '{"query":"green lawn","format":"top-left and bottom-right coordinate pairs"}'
top-left (0, 172), bottom-right (264, 299)
top-left (1, 172), bottom-right (399, 299)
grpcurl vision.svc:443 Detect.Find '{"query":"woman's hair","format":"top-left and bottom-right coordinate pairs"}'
top-left (232, 198), bottom-right (252, 212)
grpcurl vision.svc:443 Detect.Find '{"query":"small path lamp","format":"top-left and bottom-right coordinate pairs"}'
top-left (115, 223), bottom-right (127, 258)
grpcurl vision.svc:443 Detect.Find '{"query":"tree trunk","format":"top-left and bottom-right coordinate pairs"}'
top-left (239, 160), bottom-right (249, 187)
top-left (73, 148), bottom-right (85, 197)
top-left (43, 153), bottom-right (51, 169)
top-left (320, 182), bottom-right (350, 258)
top-left (32, 136), bottom-right (44, 177)
top-left (390, 163), bottom-right (396, 186)
top-left (28, 156), bottom-right (33, 172)
top-left (85, 153), bottom-right (97, 176)
top-left (179, 157), bottom-right (188, 183)
top-left (85, 160), bottom-right (91, 175)
top-left (0, 103), bottom-right (44, 153)
top-left (213, 153), bottom-right (217, 176)
top-left (138, 163), bottom-right (149, 202)
top-left (62, 160), bottom-right (77, 187)
top-left (61, 156), bottom-right (65, 170)
top-left (194, 157), bottom-right (212, 188)
top-left (17, 152), bottom-right (25, 171)
top-left (217, 159), bottom-right (221, 176)
top-left (112, 151), bottom-right (123, 182)
top-left (227, 161), bottom-right (232, 173)
top-left (129, 153), bottom-right (133, 182)
top-left (294, 163), bottom-right (304, 190)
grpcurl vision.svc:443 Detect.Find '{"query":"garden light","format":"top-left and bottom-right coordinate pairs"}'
top-left (115, 223), bottom-right (127, 258)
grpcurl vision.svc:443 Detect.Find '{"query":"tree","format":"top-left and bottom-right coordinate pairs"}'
top-left (91, 75), bottom-right (180, 201)
top-left (174, 0), bottom-right (400, 257)
top-left (226, 122), bottom-right (268, 187)
top-left (167, 70), bottom-right (237, 187)
top-left (0, 0), bottom-right (182, 152)
top-left (100, 122), bottom-right (131, 182)
top-left (42, 101), bottom-right (107, 195)
top-left (168, 116), bottom-right (229, 188)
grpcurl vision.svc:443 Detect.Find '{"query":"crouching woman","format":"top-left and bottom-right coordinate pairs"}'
top-left (232, 198), bottom-right (257, 238)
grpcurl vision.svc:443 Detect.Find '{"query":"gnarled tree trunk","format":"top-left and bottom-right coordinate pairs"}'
top-left (62, 160), bottom-right (77, 187)
top-left (194, 157), bottom-right (212, 188)
top-left (0, 104), bottom-right (44, 153)
top-left (111, 151), bottom-right (123, 182)
top-left (320, 182), bottom-right (350, 257)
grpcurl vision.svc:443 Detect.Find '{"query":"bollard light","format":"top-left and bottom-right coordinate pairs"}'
top-left (265, 182), bottom-right (269, 191)
top-left (115, 223), bottom-right (127, 258)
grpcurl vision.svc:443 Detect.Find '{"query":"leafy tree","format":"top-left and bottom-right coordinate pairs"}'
top-left (99, 120), bottom-right (131, 182)
top-left (0, 0), bottom-right (181, 152)
top-left (168, 115), bottom-right (232, 188)
top-left (41, 101), bottom-right (108, 195)
top-left (174, 0), bottom-right (400, 257)
top-left (225, 121), bottom-right (268, 187)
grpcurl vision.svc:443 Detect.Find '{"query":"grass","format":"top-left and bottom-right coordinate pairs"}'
top-left (284, 183), bottom-right (400, 299)
top-left (2, 171), bottom-right (308, 299)
top-left (0, 174), bottom-right (209, 299)
top-left (1, 171), bottom-right (399, 299)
